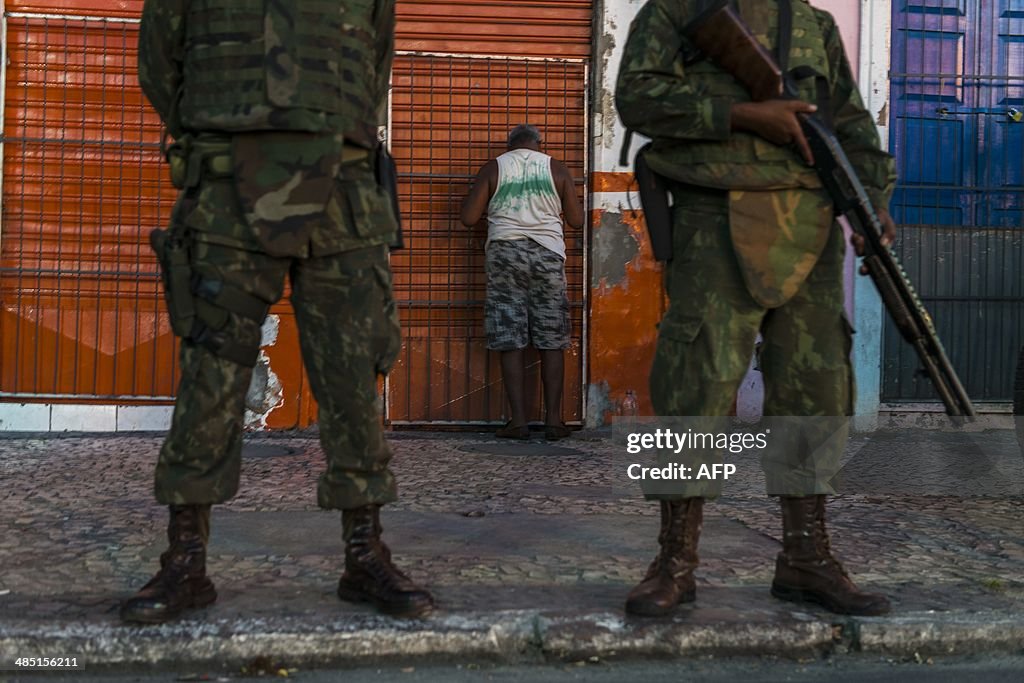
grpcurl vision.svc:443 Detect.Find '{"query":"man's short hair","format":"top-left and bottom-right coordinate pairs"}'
top-left (507, 124), bottom-right (542, 148)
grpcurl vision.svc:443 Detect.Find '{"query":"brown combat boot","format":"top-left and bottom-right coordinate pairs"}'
top-left (771, 495), bottom-right (890, 616)
top-left (120, 504), bottom-right (217, 624)
top-left (337, 505), bottom-right (434, 618)
top-left (625, 498), bottom-right (703, 616)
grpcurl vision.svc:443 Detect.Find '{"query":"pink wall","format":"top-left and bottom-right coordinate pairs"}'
top-left (813, 0), bottom-right (861, 69)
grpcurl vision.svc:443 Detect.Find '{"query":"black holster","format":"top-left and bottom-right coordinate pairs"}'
top-left (375, 144), bottom-right (404, 251)
top-left (634, 144), bottom-right (674, 262)
top-left (150, 215), bottom-right (270, 367)
top-left (150, 227), bottom-right (197, 338)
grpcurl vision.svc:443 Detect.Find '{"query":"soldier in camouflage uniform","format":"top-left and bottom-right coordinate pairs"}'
top-left (120, 0), bottom-right (434, 623)
top-left (615, 0), bottom-right (897, 617)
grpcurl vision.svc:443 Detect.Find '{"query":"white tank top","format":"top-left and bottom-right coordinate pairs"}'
top-left (487, 148), bottom-right (566, 259)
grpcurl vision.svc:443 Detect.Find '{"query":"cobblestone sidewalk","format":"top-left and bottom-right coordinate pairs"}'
top-left (0, 427), bottom-right (1022, 669)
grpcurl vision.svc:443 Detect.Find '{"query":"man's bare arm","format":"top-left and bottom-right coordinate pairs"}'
top-left (552, 159), bottom-right (584, 229)
top-left (460, 160), bottom-right (498, 227)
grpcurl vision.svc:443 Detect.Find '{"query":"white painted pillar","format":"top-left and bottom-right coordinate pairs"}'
top-left (852, 0), bottom-right (892, 431)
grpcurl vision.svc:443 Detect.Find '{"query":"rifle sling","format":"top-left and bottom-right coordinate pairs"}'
top-left (619, 129), bottom-right (634, 168)
top-left (776, 0), bottom-right (792, 75)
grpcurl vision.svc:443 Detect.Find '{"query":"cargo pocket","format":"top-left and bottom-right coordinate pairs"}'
top-left (342, 175), bottom-right (399, 242)
top-left (657, 314), bottom-right (703, 345)
top-left (650, 313), bottom-right (706, 416)
top-left (372, 263), bottom-right (402, 375)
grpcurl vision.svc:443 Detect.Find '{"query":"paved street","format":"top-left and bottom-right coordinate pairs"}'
top-left (7, 654), bottom-right (1024, 683)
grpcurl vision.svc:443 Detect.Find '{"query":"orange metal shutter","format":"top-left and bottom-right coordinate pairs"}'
top-left (396, 0), bottom-right (592, 57)
top-left (0, 1), bottom-right (306, 427)
top-left (387, 1), bottom-right (592, 424)
top-left (0, 1), bottom-right (593, 428)
top-left (0, 1), bottom-right (180, 401)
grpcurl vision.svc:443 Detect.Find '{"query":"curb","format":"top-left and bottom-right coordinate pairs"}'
top-left (853, 614), bottom-right (1024, 657)
top-left (3, 610), bottom-right (1023, 669)
top-left (0, 613), bottom-right (540, 670)
top-left (538, 612), bottom-right (834, 659)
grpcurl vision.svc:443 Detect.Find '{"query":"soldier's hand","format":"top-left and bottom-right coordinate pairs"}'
top-left (851, 208), bottom-right (897, 275)
top-left (730, 100), bottom-right (818, 165)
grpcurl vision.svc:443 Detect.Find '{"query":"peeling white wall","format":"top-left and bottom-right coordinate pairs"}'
top-left (244, 314), bottom-right (284, 430)
top-left (852, 0), bottom-right (892, 429)
top-left (593, 0), bottom-right (649, 175)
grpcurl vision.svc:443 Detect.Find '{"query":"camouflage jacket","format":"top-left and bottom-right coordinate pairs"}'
top-left (615, 0), bottom-right (896, 211)
top-left (138, 0), bottom-right (394, 149)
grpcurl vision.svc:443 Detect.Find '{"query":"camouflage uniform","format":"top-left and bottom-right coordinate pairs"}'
top-left (616, 0), bottom-right (897, 497)
top-left (139, 0), bottom-right (400, 509)
top-left (615, 1), bottom-right (895, 619)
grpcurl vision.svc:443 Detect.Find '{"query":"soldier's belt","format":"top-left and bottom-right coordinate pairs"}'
top-left (201, 152), bottom-right (234, 178)
top-left (170, 151), bottom-right (233, 189)
top-left (189, 138), bottom-right (234, 183)
top-left (168, 136), bottom-right (369, 190)
top-left (166, 135), bottom-right (234, 190)
top-left (341, 144), bottom-right (370, 163)
top-left (202, 145), bottom-right (364, 170)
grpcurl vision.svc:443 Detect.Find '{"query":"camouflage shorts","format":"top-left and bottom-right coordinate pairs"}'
top-left (485, 238), bottom-right (570, 351)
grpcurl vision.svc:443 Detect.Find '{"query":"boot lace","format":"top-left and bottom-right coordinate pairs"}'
top-left (350, 540), bottom-right (416, 592)
top-left (813, 508), bottom-right (850, 579)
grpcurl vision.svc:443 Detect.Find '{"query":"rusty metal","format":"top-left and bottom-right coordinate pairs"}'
top-left (0, 11), bottom-right (177, 401)
top-left (386, 52), bottom-right (589, 425)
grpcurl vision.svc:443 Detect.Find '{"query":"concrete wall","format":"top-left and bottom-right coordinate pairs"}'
top-left (586, 0), bottom-right (880, 426)
top-left (586, 0), bottom-right (661, 425)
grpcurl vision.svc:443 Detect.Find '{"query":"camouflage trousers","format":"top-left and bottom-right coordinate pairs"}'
top-left (649, 186), bottom-right (853, 499)
top-left (154, 148), bottom-right (400, 510)
top-left (485, 238), bottom-right (571, 351)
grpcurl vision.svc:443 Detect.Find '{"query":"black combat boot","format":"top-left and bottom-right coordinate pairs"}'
top-left (337, 505), bottom-right (434, 618)
top-left (120, 504), bottom-right (217, 624)
top-left (771, 495), bottom-right (890, 615)
top-left (625, 498), bottom-right (703, 616)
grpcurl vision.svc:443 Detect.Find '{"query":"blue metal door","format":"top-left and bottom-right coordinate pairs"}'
top-left (886, 0), bottom-right (1024, 402)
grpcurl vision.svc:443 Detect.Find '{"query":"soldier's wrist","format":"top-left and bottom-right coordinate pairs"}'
top-left (728, 102), bottom-right (759, 133)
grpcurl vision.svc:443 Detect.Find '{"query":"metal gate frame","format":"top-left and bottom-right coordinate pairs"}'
top-left (883, 0), bottom-right (1024, 405)
top-left (0, 8), bottom-right (179, 404)
top-left (384, 50), bottom-right (590, 426)
top-left (0, 23), bottom-right (592, 425)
